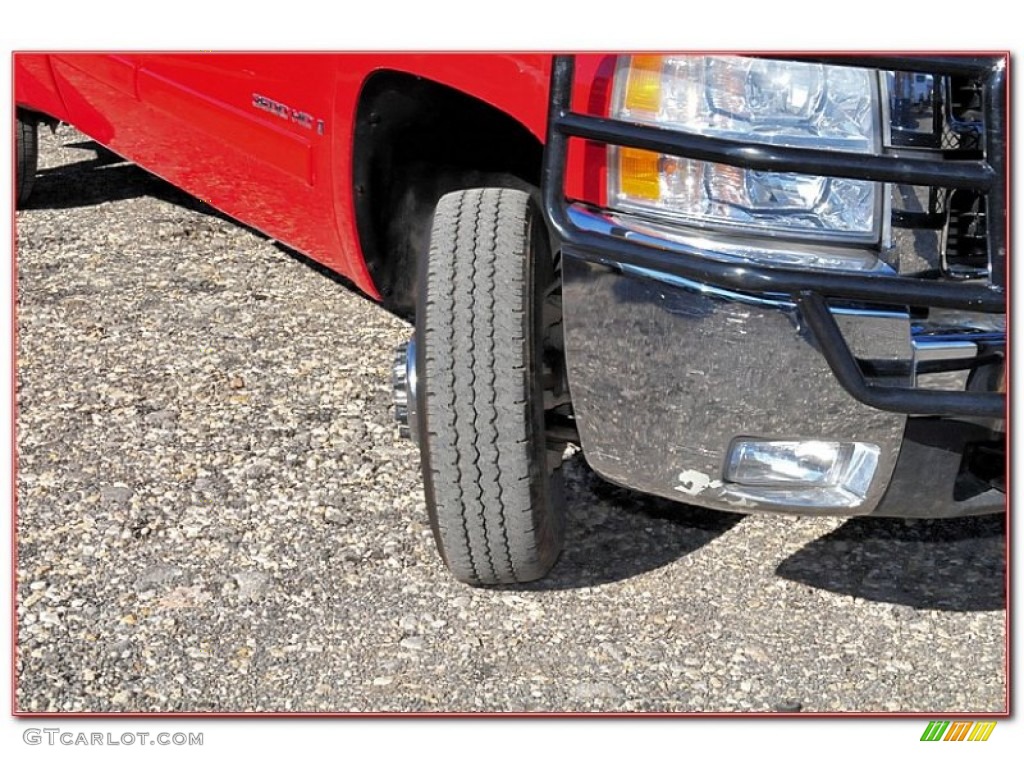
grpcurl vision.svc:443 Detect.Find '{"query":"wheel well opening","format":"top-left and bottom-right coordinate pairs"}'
top-left (353, 71), bottom-right (543, 319)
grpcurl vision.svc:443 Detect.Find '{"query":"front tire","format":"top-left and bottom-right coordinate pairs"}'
top-left (417, 188), bottom-right (565, 585)
top-left (16, 110), bottom-right (39, 208)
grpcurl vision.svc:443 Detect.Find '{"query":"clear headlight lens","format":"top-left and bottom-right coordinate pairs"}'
top-left (609, 55), bottom-right (883, 243)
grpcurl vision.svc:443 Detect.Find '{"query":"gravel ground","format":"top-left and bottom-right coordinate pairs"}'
top-left (15, 125), bottom-right (1007, 713)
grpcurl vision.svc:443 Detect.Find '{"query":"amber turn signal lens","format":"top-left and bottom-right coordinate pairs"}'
top-left (622, 55), bottom-right (663, 115)
top-left (617, 147), bottom-right (661, 201)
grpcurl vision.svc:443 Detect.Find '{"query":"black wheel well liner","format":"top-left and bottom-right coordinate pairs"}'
top-left (352, 70), bottom-right (543, 319)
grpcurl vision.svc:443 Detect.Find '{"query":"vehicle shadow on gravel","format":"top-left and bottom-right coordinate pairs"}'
top-left (525, 455), bottom-right (746, 591)
top-left (21, 140), bottom-right (254, 230)
top-left (534, 455), bottom-right (1005, 610)
top-left (776, 515), bottom-right (1006, 612)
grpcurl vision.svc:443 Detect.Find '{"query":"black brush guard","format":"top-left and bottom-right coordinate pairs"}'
top-left (541, 54), bottom-right (1007, 419)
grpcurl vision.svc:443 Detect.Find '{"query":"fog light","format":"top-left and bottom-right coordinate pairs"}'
top-left (725, 439), bottom-right (880, 508)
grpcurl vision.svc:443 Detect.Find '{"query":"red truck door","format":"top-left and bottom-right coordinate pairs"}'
top-left (46, 53), bottom-right (353, 276)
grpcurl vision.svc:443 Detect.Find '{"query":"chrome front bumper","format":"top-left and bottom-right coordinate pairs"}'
top-left (542, 54), bottom-right (1005, 520)
top-left (561, 212), bottom-right (1004, 518)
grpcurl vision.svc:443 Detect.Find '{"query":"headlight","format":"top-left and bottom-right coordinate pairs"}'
top-left (609, 55), bottom-right (883, 243)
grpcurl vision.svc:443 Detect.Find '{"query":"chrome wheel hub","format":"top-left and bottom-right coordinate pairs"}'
top-left (392, 337), bottom-right (418, 443)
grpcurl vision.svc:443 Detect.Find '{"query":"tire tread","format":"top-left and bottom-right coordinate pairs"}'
top-left (419, 188), bottom-right (564, 585)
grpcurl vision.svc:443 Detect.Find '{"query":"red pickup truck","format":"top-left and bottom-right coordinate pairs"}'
top-left (15, 54), bottom-right (1008, 586)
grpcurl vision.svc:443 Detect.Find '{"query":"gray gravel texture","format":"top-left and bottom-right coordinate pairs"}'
top-left (15, 126), bottom-right (1007, 713)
